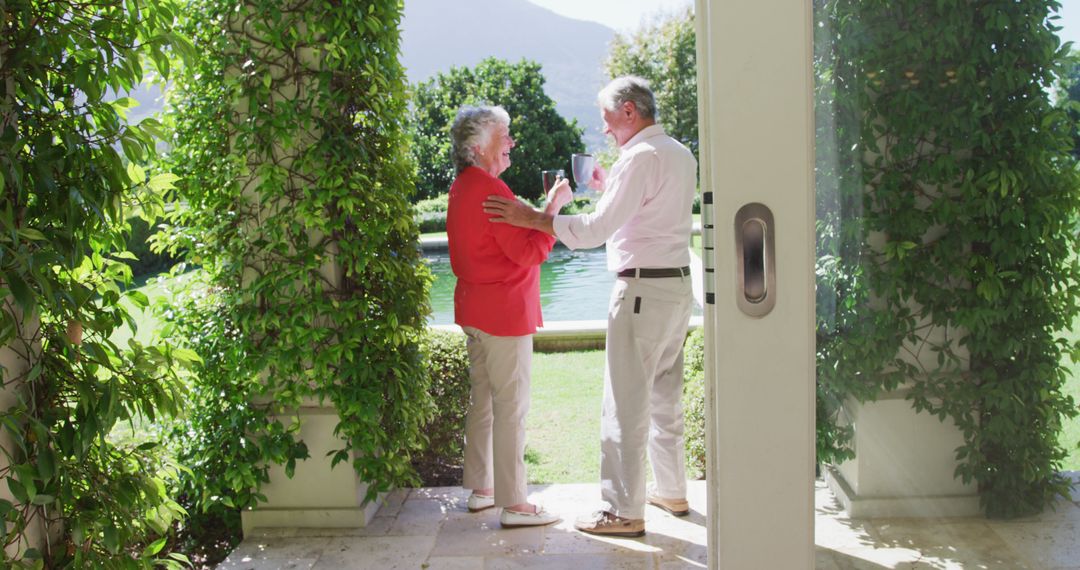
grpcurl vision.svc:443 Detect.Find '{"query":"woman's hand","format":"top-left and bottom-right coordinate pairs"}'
top-left (545, 177), bottom-right (572, 213)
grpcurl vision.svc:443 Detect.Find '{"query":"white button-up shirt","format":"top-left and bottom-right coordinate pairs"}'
top-left (553, 124), bottom-right (697, 272)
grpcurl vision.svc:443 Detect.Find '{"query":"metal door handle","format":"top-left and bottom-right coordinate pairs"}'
top-left (735, 203), bottom-right (775, 317)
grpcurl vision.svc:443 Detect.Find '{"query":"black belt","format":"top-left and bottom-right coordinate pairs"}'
top-left (617, 266), bottom-right (691, 278)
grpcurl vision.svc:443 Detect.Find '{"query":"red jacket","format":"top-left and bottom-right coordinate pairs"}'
top-left (447, 167), bottom-right (556, 336)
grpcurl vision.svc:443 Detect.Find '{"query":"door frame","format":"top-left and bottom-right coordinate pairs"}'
top-left (696, 1), bottom-right (816, 568)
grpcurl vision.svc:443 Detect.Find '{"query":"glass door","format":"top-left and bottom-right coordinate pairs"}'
top-left (696, 1), bottom-right (1080, 567)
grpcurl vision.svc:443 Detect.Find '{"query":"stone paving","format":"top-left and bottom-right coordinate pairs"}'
top-left (219, 475), bottom-right (1080, 569)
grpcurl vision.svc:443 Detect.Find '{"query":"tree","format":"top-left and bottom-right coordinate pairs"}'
top-left (605, 8), bottom-right (698, 160)
top-left (410, 58), bottom-right (584, 202)
top-left (0, 0), bottom-right (194, 566)
top-left (1053, 49), bottom-right (1080, 158)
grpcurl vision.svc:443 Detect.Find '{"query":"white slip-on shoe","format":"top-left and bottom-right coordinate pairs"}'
top-left (467, 493), bottom-right (495, 512)
top-left (499, 507), bottom-right (561, 528)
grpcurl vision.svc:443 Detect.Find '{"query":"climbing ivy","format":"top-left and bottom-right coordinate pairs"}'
top-left (0, 0), bottom-right (196, 566)
top-left (815, 0), bottom-right (1080, 517)
top-left (159, 0), bottom-right (433, 517)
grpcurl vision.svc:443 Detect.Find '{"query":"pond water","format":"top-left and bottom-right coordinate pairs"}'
top-left (426, 246), bottom-right (700, 325)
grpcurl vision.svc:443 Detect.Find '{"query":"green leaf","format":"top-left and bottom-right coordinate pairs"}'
top-left (30, 494), bottom-right (54, 506)
top-left (103, 525), bottom-right (119, 554)
top-left (142, 536), bottom-right (167, 557)
top-left (127, 162), bottom-right (147, 185)
top-left (127, 290), bottom-right (150, 309)
top-left (3, 272), bottom-right (34, 315)
top-left (16, 228), bottom-right (47, 241)
top-left (147, 172), bottom-right (181, 193)
top-left (36, 449), bottom-right (55, 481)
top-left (111, 97), bottom-right (139, 110)
top-left (6, 479), bottom-right (28, 503)
top-left (171, 347), bottom-right (203, 364)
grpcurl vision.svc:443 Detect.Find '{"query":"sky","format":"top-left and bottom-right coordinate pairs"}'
top-left (528, 0), bottom-right (693, 33)
top-left (535, 0), bottom-right (1080, 44)
top-left (1060, 0), bottom-right (1080, 47)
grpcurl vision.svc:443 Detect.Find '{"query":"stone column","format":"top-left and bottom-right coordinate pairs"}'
top-left (220, 1), bottom-right (383, 533)
top-left (0, 301), bottom-right (49, 558)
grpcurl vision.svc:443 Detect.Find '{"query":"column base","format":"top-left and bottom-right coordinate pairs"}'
top-left (241, 503), bottom-right (382, 534)
top-left (826, 465), bottom-right (981, 518)
top-left (238, 406), bottom-right (385, 535)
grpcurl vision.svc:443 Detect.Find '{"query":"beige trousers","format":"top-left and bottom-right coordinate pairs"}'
top-left (600, 274), bottom-right (693, 520)
top-left (461, 326), bottom-right (532, 507)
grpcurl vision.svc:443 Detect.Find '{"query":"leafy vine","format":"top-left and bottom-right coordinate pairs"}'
top-left (815, 0), bottom-right (1080, 517)
top-left (160, 0), bottom-right (433, 516)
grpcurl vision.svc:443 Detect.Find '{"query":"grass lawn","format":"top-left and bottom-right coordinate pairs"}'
top-left (526, 350), bottom-right (605, 484)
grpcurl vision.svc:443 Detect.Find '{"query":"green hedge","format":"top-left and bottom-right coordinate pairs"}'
top-left (417, 211), bottom-right (447, 234)
top-left (683, 329), bottom-right (707, 480)
top-left (413, 330), bottom-right (471, 481)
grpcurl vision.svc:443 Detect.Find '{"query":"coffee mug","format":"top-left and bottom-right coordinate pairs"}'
top-left (571, 153), bottom-right (595, 191)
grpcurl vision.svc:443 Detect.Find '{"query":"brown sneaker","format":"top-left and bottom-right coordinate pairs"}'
top-left (647, 491), bottom-right (690, 517)
top-left (574, 511), bottom-right (645, 537)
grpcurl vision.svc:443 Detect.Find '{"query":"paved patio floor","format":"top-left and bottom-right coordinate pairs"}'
top-left (219, 475), bottom-right (1080, 569)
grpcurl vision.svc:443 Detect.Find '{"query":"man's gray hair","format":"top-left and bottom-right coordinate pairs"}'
top-left (597, 76), bottom-right (657, 121)
top-left (450, 105), bottom-right (511, 173)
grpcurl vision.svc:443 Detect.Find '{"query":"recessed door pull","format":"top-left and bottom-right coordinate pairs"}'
top-left (734, 203), bottom-right (776, 317)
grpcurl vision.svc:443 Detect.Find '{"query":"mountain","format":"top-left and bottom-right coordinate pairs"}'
top-left (122, 1), bottom-right (616, 150)
top-left (401, 0), bottom-right (615, 150)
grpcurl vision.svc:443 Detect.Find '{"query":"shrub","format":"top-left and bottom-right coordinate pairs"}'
top-left (414, 194), bottom-right (450, 214)
top-left (562, 196), bottom-right (596, 216)
top-left (124, 217), bottom-right (179, 278)
top-left (0, 0), bottom-right (193, 565)
top-left (417, 212), bottom-right (447, 234)
top-left (162, 274), bottom-right (308, 531)
top-left (682, 329), bottom-right (706, 479)
top-left (416, 330), bottom-right (471, 471)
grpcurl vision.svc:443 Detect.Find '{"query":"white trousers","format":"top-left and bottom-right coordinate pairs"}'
top-left (600, 274), bottom-right (693, 519)
top-left (461, 326), bottom-right (532, 507)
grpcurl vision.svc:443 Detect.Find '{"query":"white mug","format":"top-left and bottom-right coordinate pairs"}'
top-left (571, 153), bottom-right (595, 192)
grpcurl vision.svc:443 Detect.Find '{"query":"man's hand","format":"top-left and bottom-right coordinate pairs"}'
top-left (484, 195), bottom-right (539, 226)
top-left (483, 194), bottom-right (556, 235)
top-left (591, 165), bottom-right (607, 192)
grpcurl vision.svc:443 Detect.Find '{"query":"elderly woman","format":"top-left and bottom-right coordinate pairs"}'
top-left (447, 105), bottom-right (570, 528)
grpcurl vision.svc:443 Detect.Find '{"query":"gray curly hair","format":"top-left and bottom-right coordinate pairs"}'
top-left (597, 76), bottom-right (658, 121)
top-left (450, 105), bottom-right (511, 173)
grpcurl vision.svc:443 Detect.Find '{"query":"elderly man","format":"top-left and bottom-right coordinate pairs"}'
top-left (483, 76), bottom-right (697, 537)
